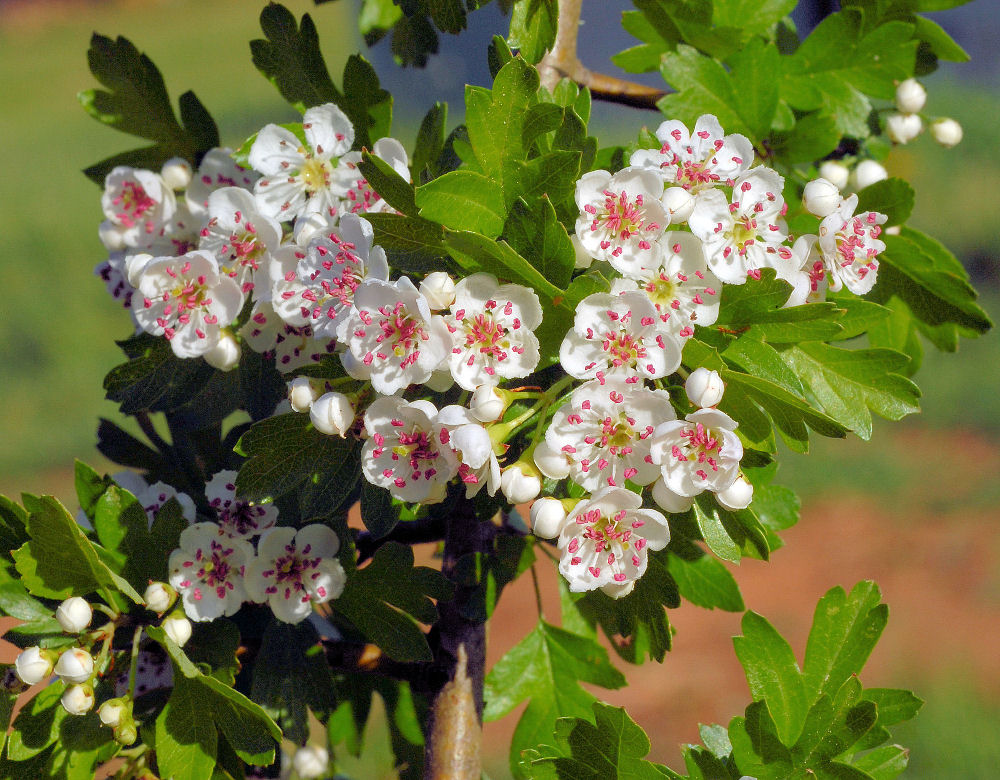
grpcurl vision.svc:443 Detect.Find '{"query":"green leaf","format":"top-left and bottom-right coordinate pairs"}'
top-left (358, 150), bottom-right (417, 216)
top-left (912, 16), bottom-right (968, 62)
top-left (427, 0), bottom-right (467, 33)
top-left (795, 678), bottom-right (877, 766)
top-left (527, 701), bottom-right (675, 778)
top-left (79, 34), bottom-right (219, 183)
top-left (341, 53), bottom-right (393, 148)
top-left (484, 620), bottom-right (626, 777)
top-left (0, 495), bottom-right (29, 557)
top-left (74, 461), bottom-right (110, 522)
top-left (851, 744), bottom-right (908, 778)
top-left (235, 412), bottom-right (361, 520)
top-left (411, 102), bottom-right (447, 181)
top-left (7, 682), bottom-right (67, 760)
top-left (861, 688), bottom-right (923, 727)
top-left (733, 611), bottom-right (809, 746)
top-left (855, 178), bottom-right (914, 228)
top-left (334, 542), bottom-right (453, 662)
top-left (503, 196), bottom-right (575, 289)
top-left (713, 0), bottom-right (797, 36)
top-left (0, 571), bottom-right (53, 622)
top-left (667, 550), bottom-right (744, 611)
top-left (13, 495), bottom-right (143, 603)
top-left (96, 418), bottom-right (166, 474)
top-left (443, 230), bottom-right (566, 304)
top-left (803, 582), bottom-right (889, 703)
top-left (772, 110), bottom-right (843, 163)
top-left (156, 674), bottom-right (219, 780)
top-left (364, 212), bottom-right (451, 274)
top-left (453, 532), bottom-right (535, 622)
top-left (416, 170), bottom-right (507, 237)
top-left (727, 38), bottom-right (781, 141)
top-left (613, 9), bottom-right (678, 74)
top-left (693, 499), bottom-right (742, 563)
top-left (775, 342), bottom-right (920, 440)
top-left (509, 0), bottom-right (558, 64)
top-left (250, 4), bottom-right (340, 112)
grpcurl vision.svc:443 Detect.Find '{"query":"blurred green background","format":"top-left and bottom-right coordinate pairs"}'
top-left (0, 0), bottom-right (996, 776)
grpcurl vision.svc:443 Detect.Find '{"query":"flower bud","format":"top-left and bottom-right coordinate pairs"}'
top-left (601, 580), bottom-right (635, 599)
top-left (685, 368), bottom-right (725, 408)
top-left (818, 160), bottom-right (850, 190)
top-left (98, 697), bottom-right (130, 728)
top-left (662, 186), bottom-right (695, 223)
top-left (652, 478), bottom-right (694, 514)
top-left (124, 252), bottom-right (154, 286)
top-left (930, 117), bottom-right (963, 148)
top-left (801, 178), bottom-right (842, 218)
top-left (885, 225), bottom-right (901, 236)
top-left (532, 440), bottom-right (571, 480)
top-left (292, 745), bottom-right (330, 779)
top-left (288, 377), bottom-right (318, 413)
top-left (55, 597), bottom-right (93, 634)
top-left (144, 582), bottom-right (177, 614)
top-left (886, 112), bottom-right (923, 145)
top-left (470, 385), bottom-right (506, 422)
top-left (310, 392), bottom-right (355, 436)
top-left (851, 160), bottom-right (888, 191)
top-left (204, 331), bottom-right (241, 371)
top-left (500, 463), bottom-right (542, 505)
top-left (161, 157), bottom-right (193, 190)
top-left (115, 723), bottom-right (138, 746)
top-left (15, 646), bottom-right (56, 686)
top-left (894, 78), bottom-right (927, 114)
top-left (530, 498), bottom-right (567, 539)
top-left (419, 271), bottom-right (456, 310)
top-left (54, 647), bottom-right (94, 684)
top-left (61, 683), bottom-right (95, 716)
top-left (425, 369), bottom-right (455, 393)
top-left (163, 613), bottom-right (193, 648)
top-left (716, 475), bottom-right (754, 511)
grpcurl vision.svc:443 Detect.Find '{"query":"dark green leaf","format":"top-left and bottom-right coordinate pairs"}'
top-left (341, 53), bottom-right (393, 148)
top-left (508, 0), bottom-right (558, 63)
top-left (428, 0), bottom-right (467, 33)
top-left (667, 550), bottom-right (744, 611)
top-left (855, 178), bottom-right (914, 227)
top-left (453, 532), bottom-right (535, 621)
top-left (156, 674), bottom-right (218, 780)
top-left (772, 110), bottom-right (843, 164)
top-left (7, 683), bottom-right (67, 760)
top-left (364, 212), bottom-right (451, 273)
top-left (444, 230), bottom-right (566, 303)
top-left (74, 461), bottom-right (111, 522)
top-left (359, 481), bottom-right (402, 539)
top-left (416, 170), bottom-right (507, 237)
top-left (0, 495), bottom-right (29, 557)
top-left (391, 13), bottom-right (439, 68)
top-left (503, 196), bottom-right (575, 289)
top-left (359, 150), bottom-right (417, 216)
top-left (96, 418), bottom-right (166, 473)
top-left (411, 102), bottom-right (448, 181)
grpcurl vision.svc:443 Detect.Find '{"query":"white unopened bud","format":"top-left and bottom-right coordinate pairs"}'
top-left (292, 745), bottom-right (330, 779)
top-left (571, 234), bottom-right (595, 270)
top-left (895, 78), bottom-right (927, 114)
top-left (601, 580), bottom-right (635, 599)
top-left (716, 475), bottom-right (754, 510)
top-left (54, 648), bottom-right (94, 685)
top-left (98, 697), bottom-right (129, 728)
top-left (55, 597), bottom-right (93, 634)
top-left (801, 178), bottom-right (842, 218)
top-left (885, 225), bottom-right (901, 235)
top-left (419, 272), bottom-right (456, 310)
top-left (98, 221), bottom-right (128, 252)
top-left (851, 160), bottom-right (889, 191)
top-left (886, 112), bottom-right (923, 145)
top-left (15, 647), bottom-right (55, 685)
top-left (161, 157), bottom-right (193, 190)
top-left (500, 464), bottom-right (541, 505)
top-left (144, 582), bottom-right (177, 614)
top-left (530, 498), bottom-right (567, 539)
top-left (288, 377), bottom-right (318, 413)
top-left (425, 369), bottom-right (455, 392)
top-left (685, 368), bottom-right (725, 408)
top-left (532, 440), bottom-right (571, 480)
top-left (61, 683), bottom-right (95, 716)
top-left (310, 392), bottom-right (355, 436)
top-left (470, 385), bottom-right (506, 422)
top-left (818, 160), bottom-right (850, 190)
top-left (652, 478), bottom-right (694, 514)
top-left (662, 186), bottom-right (695, 223)
top-left (124, 252), bottom-right (154, 287)
top-left (204, 331), bottom-right (241, 371)
top-left (930, 117), bottom-right (963, 147)
top-left (162, 613), bottom-right (193, 648)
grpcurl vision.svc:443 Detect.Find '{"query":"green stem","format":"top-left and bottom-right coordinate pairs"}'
top-left (126, 626), bottom-right (144, 699)
top-left (530, 563), bottom-right (545, 620)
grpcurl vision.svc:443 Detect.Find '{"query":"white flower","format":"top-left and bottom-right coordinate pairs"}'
top-left (649, 408), bottom-right (743, 497)
top-left (273, 214), bottom-right (389, 340)
top-left (122, 475), bottom-right (197, 526)
top-left (206, 470), bottom-right (278, 539)
top-left (204, 331), bottom-right (241, 371)
top-left (546, 379), bottom-right (675, 491)
top-left (610, 231), bottom-right (721, 341)
top-left (689, 167), bottom-right (791, 285)
top-left (817, 194), bottom-right (887, 295)
top-left (419, 271), bottom-right (457, 310)
top-left (61, 684), bottom-right (95, 716)
top-left (162, 613), bottom-right (193, 647)
top-left (54, 647), bottom-right (94, 684)
top-left (886, 113), bottom-right (923, 145)
top-left (101, 166), bottom-right (176, 249)
top-left (532, 439), bottom-right (571, 480)
top-left (716, 474), bottom-right (754, 510)
top-left (240, 300), bottom-right (337, 373)
top-left (288, 376), bottom-right (318, 412)
top-left (777, 234), bottom-right (829, 307)
top-left (445, 274), bottom-right (542, 390)
top-left (661, 187), bottom-right (696, 224)
top-left (245, 525), bottom-right (346, 624)
top-left (851, 160), bottom-right (888, 190)
top-left (292, 745), bottom-right (330, 779)
top-left (168, 523), bottom-right (254, 621)
top-left (186, 147), bottom-right (258, 218)
top-left (14, 646), bottom-right (55, 685)
top-left (500, 464), bottom-right (542, 504)
top-left (685, 368), bottom-right (725, 408)
top-left (930, 117), bottom-right (963, 147)
top-left (574, 168), bottom-right (669, 275)
top-left (250, 103), bottom-right (355, 220)
top-left (98, 697), bottom-right (129, 728)
top-left (530, 497), bottom-right (567, 539)
top-left (560, 291), bottom-right (681, 381)
top-left (143, 582), bottom-right (177, 614)
top-left (557, 486), bottom-right (669, 593)
top-left (362, 397), bottom-right (459, 504)
top-left (133, 250), bottom-right (245, 358)
top-left (55, 597), bottom-right (92, 634)
top-left (802, 177), bottom-right (843, 218)
top-left (651, 478), bottom-right (694, 513)
top-left (437, 405), bottom-right (500, 498)
top-left (332, 136), bottom-right (411, 217)
top-left (818, 160), bottom-right (850, 190)
top-left (895, 78), bottom-right (927, 114)
top-left (630, 114), bottom-right (754, 195)
top-left (310, 392), bottom-right (355, 436)
top-left (200, 187), bottom-right (282, 295)
top-left (469, 384), bottom-right (506, 423)
top-left (338, 277), bottom-right (451, 395)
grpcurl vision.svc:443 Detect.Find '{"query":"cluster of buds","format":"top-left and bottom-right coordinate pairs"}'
top-left (885, 78), bottom-right (963, 148)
